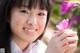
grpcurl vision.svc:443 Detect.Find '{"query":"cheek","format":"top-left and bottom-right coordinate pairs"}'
top-left (10, 13), bottom-right (25, 29)
top-left (38, 17), bottom-right (47, 31)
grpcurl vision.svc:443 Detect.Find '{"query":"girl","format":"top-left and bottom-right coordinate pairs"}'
top-left (0, 0), bottom-right (78, 53)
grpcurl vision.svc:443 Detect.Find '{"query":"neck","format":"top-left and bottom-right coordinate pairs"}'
top-left (12, 36), bottom-right (29, 51)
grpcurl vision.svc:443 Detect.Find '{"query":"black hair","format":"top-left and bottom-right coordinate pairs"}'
top-left (0, 0), bottom-right (52, 53)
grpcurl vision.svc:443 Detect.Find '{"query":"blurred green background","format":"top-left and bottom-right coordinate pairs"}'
top-left (46, 0), bottom-right (80, 53)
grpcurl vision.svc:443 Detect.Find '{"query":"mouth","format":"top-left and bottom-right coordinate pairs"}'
top-left (23, 28), bottom-right (37, 35)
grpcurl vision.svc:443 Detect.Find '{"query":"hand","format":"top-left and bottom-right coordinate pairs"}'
top-left (64, 29), bottom-right (78, 53)
top-left (45, 29), bottom-right (78, 53)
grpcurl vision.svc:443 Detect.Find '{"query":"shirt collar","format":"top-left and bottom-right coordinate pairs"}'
top-left (11, 39), bottom-right (23, 53)
top-left (10, 39), bottom-right (39, 53)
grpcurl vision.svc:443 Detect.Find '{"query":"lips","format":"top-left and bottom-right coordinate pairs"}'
top-left (24, 28), bottom-right (36, 32)
top-left (23, 28), bottom-right (37, 35)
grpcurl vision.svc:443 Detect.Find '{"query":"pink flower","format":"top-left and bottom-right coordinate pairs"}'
top-left (51, 0), bottom-right (55, 5)
top-left (60, 1), bottom-right (76, 15)
top-left (71, 15), bottom-right (80, 22)
top-left (56, 18), bottom-right (72, 30)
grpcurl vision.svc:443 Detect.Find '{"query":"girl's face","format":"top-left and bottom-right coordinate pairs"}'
top-left (10, 6), bottom-right (48, 43)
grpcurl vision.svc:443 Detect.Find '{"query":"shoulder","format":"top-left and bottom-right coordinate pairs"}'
top-left (37, 40), bottom-right (47, 48)
top-left (37, 40), bottom-right (47, 53)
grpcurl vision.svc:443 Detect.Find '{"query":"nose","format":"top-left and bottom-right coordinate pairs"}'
top-left (27, 16), bottom-right (37, 25)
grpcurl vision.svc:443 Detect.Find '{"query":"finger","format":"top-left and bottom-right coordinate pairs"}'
top-left (51, 30), bottom-right (64, 44)
top-left (58, 31), bottom-right (77, 41)
top-left (53, 29), bottom-right (64, 38)
top-left (64, 45), bottom-right (77, 53)
top-left (63, 43), bottom-right (77, 51)
top-left (59, 36), bottom-right (78, 47)
top-left (68, 35), bottom-right (78, 44)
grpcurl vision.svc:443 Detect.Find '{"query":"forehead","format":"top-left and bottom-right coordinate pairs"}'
top-left (12, 0), bottom-right (49, 11)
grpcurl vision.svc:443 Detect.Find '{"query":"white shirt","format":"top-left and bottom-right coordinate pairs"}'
top-left (11, 39), bottom-right (47, 53)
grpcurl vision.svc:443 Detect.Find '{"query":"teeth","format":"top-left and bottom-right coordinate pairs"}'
top-left (24, 28), bottom-right (36, 32)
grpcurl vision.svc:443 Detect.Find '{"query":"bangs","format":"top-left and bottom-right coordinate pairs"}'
top-left (9, 0), bottom-right (51, 10)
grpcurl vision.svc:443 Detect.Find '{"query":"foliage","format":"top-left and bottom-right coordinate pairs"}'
top-left (50, 0), bottom-right (80, 46)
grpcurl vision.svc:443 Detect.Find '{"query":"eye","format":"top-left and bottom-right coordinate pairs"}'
top-left (20, 10), bottom-right (28, 14)
top-left (38, 13), bottom-right (45, 16)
